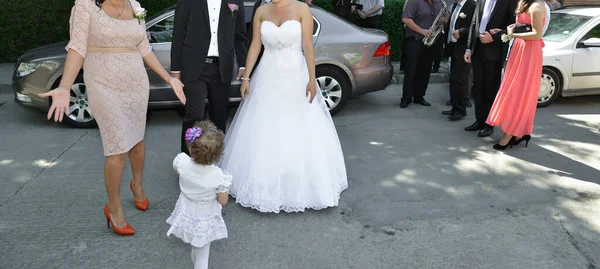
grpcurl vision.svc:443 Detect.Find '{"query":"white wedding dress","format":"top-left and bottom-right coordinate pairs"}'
top-left (219, 20), bottom-right (348, 213)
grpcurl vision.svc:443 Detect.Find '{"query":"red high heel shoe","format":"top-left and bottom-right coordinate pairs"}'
top-left (130, 182), bottom-right (149, 211)
top-left (103, 204), bottom-right (135, 236)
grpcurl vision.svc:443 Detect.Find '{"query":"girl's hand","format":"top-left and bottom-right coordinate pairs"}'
top-left (240, 80), bottom-right (250, 100)
top-left (507, 24), bottom-right (516, 35)
top-left (306, 80), bottom-right (317, 103)
top-left (169, 77), bottom-right (186, 105)
top-left (38, 87), bottom-right (70, 122)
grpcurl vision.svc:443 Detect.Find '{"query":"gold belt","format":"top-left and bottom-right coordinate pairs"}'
top-left (87, 46), bottom-right (138, 53)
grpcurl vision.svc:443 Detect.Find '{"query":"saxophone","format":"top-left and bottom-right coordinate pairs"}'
top-left (423, 0), bottom-right (448, 47)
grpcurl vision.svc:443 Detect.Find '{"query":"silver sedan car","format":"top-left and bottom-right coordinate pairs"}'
top-left (13, 3), bottom-right (393, 127)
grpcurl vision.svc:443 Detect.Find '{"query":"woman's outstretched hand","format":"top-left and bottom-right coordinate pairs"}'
top-left (169, 77), bottom-right (186, 105)
top-left (306, 80), bottom-right (317, 103)
top-left (39, 87), bottom-right (70, 122)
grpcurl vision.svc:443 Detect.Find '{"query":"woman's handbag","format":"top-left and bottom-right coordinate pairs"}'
top-left (513, 23), bottom-right (532, 33)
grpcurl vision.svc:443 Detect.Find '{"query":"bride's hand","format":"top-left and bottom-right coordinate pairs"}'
top-left (240, 80), bottom-right (250, 100)
top-left (38, 87), bottom-right (70, 122)
top-left (306, 80), bottom-right (317, 103)
top-left (169, 77), bottom-right (186, 105)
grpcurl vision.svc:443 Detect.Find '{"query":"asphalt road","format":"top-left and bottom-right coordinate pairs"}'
top-left (1, 83), bottom-right (599, 269)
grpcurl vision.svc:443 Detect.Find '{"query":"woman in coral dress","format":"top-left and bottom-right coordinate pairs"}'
top-left (39, 0), bottom-right (185, 235)
top-left (486, 0), bottom-right (547, 150)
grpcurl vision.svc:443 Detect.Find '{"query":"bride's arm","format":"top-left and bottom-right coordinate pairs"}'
top-left (241, 6), bottom-right (265, 79)
top-left (300, 4), bottom-right (316, 82)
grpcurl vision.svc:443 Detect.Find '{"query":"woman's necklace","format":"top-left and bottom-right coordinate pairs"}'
top-left (109, 0), bottom-right (126, 20)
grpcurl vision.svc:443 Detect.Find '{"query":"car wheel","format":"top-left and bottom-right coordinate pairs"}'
top-left (316, 66), bottom-right (350, 115)
top-left (538, 67), bottom-right (561, 108)
top-left (53, 76), bottom-right (97, 128)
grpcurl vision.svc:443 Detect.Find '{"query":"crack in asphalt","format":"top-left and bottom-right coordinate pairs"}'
top-left (0, 131), bottom-right (89, 208)
top-left (557, 213), bottom-right (597, 269)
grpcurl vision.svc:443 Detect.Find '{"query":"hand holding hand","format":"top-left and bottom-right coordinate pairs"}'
top-left (38, 87), bottom-right (70, 122)
top-left (240, 80), bottom-right (250, 100)
top-left (464, 51), bottom-right (472, 63)
top-left (479, 31), bottom-right (493, 43)
top-left (169, 77), bottom-right (186, 105)
top-left (306, 80), bottom-right (317, 103)
top-left (452, 30), bottom-right (460, 40)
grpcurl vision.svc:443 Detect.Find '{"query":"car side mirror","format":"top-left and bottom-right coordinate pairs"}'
top-left (582, 37), bottom-right (600, 47)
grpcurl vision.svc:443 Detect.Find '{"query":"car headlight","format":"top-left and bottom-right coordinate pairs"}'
top-left (16, 61), bottom-right (59, 77)
top-left (16, 62), bottom-right (41, 77)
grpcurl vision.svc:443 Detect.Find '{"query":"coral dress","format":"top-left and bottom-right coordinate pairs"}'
top-left (66, 0), bottom-right (152, 156)
top-left (486, 12), bottom-right (545, 137)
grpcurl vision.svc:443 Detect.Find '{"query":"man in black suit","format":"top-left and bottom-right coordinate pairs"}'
top-left (464, 0), bottom-right (517, 137)
top-left (442, 0), bottom-right (476, 121)
top-left (171, 0), bottom-right (249, 153)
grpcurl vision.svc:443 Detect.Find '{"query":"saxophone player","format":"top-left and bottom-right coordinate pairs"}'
top-left (400, 0), bottom-right (448, 109)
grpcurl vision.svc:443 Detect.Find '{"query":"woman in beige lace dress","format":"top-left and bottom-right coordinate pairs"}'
top-left (40, 0), bottom-right (186, 236)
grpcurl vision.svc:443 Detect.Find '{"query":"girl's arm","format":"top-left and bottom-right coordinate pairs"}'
top-left (241, 6), bottom-right (265, 79)
top-left (300, 3), bottom-right (316, 83)
top-left (217, 192), bottom-right (229, 206)
top-left (513, 2), bottom-right (546, 41)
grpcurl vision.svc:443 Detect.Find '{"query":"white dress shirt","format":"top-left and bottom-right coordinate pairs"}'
top-left (207, 0), bottom-right (222, 57)
top-left (479, 0), bottom-right (496, 34)
top-left (359, 0), bottom-right (385, 17)
top-left (447, 0), bottom-right (466, 43)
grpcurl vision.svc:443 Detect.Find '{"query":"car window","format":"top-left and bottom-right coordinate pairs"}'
top-left (148, 15), bottom-right (175, 43)
top-left (582, 23), bottom-right (600, 40)
top-left (544, 13), bottom-right (592, 42)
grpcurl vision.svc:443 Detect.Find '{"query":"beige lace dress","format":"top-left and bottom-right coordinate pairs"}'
top-left (66, 0), bottom-right (152, 156)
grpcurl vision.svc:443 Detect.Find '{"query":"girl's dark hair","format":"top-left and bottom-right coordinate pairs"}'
top-left (188, 121), bottom-right (225, 165)
top-left (95, 0), bottom-right (105, 8)
top-left (517, 0), bottom-right (537, 15)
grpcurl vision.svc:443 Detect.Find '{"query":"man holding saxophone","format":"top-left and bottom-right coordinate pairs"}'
top-left (400, 0), bottom-right (448, 109)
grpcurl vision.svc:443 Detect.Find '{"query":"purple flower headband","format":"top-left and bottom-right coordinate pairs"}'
top-left (185, 126), bottom-right (218, 143)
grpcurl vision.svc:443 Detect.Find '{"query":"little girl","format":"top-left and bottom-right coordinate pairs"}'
top-left (167, 120), bottom-right (232, 269)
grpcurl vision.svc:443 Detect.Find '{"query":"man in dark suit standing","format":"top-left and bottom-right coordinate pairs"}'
top-left (442, 0), bottom-right (476, 121)
top-left (171, 0), bottom-right (249, 153)
top-left (463, 0), bottom-right (517, 137)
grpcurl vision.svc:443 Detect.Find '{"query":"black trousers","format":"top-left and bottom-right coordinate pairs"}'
top-left (432, 37), bottom-right (444, 69)
top-left (181, 61), bottom-right (230, 153)
top-left (360, 15), bottom-right (381, 29)
top-left (449, 44), bottom-right (471, 115)
top-left (402, 37), bottom-right (436, 101)
top-left (472, 44), bottom-right (503, 126)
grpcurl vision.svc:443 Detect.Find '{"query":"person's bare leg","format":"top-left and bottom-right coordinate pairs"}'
top-left (105, 153), bottom-right (128, 227)
top-left (499, 133), bottom-right (514, 146)
top-left (128, 140), bottom-right (147, 201)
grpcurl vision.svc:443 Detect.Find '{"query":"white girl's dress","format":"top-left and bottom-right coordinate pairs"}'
top-left (167, 153), bottom-right (232, 248)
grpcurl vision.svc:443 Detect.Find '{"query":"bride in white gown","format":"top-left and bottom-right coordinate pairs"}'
top-left (219, 0), bottom-right (348, 213)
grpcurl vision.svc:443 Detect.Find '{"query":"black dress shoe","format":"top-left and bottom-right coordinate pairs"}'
top-left (448, 113), bottom-right (466, 121)
top-left (463, 99), bottom-right (472, 107)
top-left (464, 121), bottom-right (484, 131)
top-left (446, 100), bottom-right (452, 106)
top-left (478, 126), bottom-right (494, 137)
top-left (442, 110), bottom-right (454, 115)
top-left (400, 99), bottom-right (411, 108)
top-left (414, 99), bottom-right (431, 106)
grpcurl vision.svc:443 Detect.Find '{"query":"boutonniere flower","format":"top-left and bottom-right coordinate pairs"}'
top-left (501, 33), bottom-right (513, 43)
top-left (459, 12), bottom-right (467, 19)
top-left (228, 3), bottom-right (239, 17)
top-left (134, 7), bottom-right (147, 24)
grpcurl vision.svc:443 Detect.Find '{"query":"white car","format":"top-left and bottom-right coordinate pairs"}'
top-left (540, 5), bottom-right (600, 107)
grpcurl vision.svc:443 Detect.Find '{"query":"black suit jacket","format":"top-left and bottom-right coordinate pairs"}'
top-left (171, 0), bottom-right (249, 83)
top-left (466, 0), bottom-right (517, 62)
top-left (444, 0), bottom-right (477, 58)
